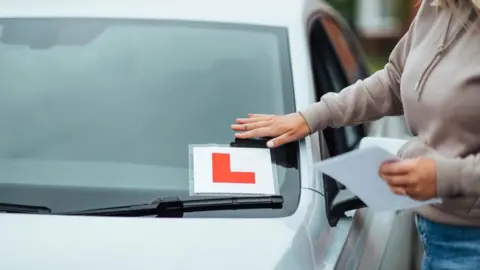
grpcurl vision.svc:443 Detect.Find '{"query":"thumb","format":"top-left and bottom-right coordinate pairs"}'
top-left (267, 132), bottom-right (293, 148)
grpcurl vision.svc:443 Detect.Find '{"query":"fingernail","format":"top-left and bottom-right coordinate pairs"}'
top-left (266, 141), bottom-right (274, 148)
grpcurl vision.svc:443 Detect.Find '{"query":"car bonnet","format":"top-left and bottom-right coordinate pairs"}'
top-left (0, 213), bottom-right (312, 270)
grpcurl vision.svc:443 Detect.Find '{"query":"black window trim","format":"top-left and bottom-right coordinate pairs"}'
top-left (308, 14), bottom-right (367, 227)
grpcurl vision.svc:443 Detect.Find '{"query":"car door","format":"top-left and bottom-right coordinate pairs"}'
top-left (307, 9), bottom-right (416, 270)
top-left (319, 11), bottom-right (421, 270)
top-left (308, 10), bottom-right (367, 210)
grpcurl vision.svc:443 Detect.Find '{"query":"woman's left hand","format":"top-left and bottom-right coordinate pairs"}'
top-left (378, 157), bottom-right (438, 201)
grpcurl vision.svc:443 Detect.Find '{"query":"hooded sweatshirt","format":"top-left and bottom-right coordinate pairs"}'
top-left (300, 0), bottom-right (480, 226)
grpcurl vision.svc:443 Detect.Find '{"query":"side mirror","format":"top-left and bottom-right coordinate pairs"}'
top-left (323, 173), bottom-right (366, 227)
top-left (319, 123), bottom-right (368, 227)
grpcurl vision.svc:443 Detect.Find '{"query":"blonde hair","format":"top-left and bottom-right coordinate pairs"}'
top-left (431, 0), bottom-right (480, 10)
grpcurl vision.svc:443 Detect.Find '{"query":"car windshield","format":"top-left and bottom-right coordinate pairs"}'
top-left (0, 18), bottom-right (300, 218)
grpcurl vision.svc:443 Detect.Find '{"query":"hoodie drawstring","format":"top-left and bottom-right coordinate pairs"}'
top-left (415, 9), bottom-right (477, 101)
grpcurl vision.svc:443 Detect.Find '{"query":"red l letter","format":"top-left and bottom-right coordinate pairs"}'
top-left (211, 153), bottom-right (255, 184)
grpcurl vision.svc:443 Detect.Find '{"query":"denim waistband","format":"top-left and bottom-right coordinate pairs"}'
top-left (415, 214), bottom-right (480, 242)
top-left (415, 214), bottom-right (480, 267)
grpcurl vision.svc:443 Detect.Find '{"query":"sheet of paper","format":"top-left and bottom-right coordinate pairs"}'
top-left (191, 146), bottom-right (278, 196)
top-left (359, 136), bottom-right (407, 155)
top-left (316, 146), bottom-right (442, 212)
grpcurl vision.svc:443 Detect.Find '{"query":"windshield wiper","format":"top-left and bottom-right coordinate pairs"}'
top-left (0, 203), bottom-right (51, 214)
top-left (60, 195), bottom-right (283, 217)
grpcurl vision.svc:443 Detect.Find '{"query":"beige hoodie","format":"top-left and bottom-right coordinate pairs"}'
top-left (300, 1), bottom-right (480, 226)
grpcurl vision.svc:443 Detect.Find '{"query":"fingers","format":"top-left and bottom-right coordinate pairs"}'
top-left (267, 131), bottom-right (296, 148)
top-left (232, 114), bottom-right (277, 138)
top-left (381, 173), bottom-right (416, 197)
top-left (235, 116), bottom-right (272, 124)
top-left (389, 185), bottom-right (426, 201)
top-left (379, 160), bottom-right (415, 175)
top-left (389, 186), bottom-right (407, 196)
top-left (380, 170), bottom-right (409, 194)
top-left (234, 127), bottom-right (271, 139)
top-left (248, 114), bottom-right (273, 118)
top-left (231, 121), bottom-right (270, 132)
top-left (381, 174), bottom-right (411, 186)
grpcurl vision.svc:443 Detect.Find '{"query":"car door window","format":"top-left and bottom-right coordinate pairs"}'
top-left (320, 16), bottom-right (365, 151)
top-left (309, 16), bottom-right (367, 156)
top-left (322, 17), bottom-right (357, 82)
top-left (321, 15), bottom-right (370, 83)
top-left (309, 14), bottom-right (368, 201)
top-left (320, 15), bottom-right (371, 152)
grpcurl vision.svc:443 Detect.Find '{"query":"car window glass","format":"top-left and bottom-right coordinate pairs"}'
top-left (309, 16), bottom-right (368, 197)
top-left (0, 19), bottom-right (300, 217)
top-left (320, 16), bottom-right (369, 150)
top-left (309, 18), bottom-right (366, 153)
top-left (321, 16), bottom-right (357, 82)
top-left (320, 16), bottom-right (368, 84)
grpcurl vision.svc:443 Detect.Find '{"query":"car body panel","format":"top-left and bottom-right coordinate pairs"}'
top-left (0, 189), bottom-right (324, 270)
top-left (0, 0), bottom-right (315, 27)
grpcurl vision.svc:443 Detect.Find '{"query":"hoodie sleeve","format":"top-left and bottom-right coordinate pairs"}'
top-left (399, 137), bottom-right (480, 197)
top-left (298, 5), bottom-right (423, 133)
top-left (435, 156), bottom-right (480, 197)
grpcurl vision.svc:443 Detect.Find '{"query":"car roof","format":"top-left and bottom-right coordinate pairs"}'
top-left (0, 0), bottom-right (331, 27)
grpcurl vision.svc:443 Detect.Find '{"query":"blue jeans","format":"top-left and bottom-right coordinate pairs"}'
top-left (416, 215), bottom-right (480, 270)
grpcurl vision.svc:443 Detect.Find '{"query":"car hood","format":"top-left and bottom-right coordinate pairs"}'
top-left (0, 213), bottom-right (313, 270)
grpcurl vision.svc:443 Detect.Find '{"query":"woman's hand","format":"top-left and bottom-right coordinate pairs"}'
top-left (231, 113), bottom-right (311, 148)
top-left (378, 157), bottom-right (438, 201)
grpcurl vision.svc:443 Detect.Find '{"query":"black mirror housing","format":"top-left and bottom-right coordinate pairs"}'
top-left (323, 174), bottom-right (366, 227)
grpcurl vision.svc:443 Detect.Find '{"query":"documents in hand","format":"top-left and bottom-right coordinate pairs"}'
top-left (315, 145), bottom-right (442, 212)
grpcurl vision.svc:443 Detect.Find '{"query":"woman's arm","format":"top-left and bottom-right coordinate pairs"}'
top-left (232, 3), bottom-right (428, 148)
top-left (299, 15), bottom-right (418, 133)
top-left (389, 137), bottom-right (480, 198)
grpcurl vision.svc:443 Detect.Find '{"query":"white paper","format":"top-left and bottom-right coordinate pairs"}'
top-left (359, 136), bottom-right (408, 155)
top-left (316, 146), bottom-right (442, 212)
top-left (192, 146), bottom-right (277, 195)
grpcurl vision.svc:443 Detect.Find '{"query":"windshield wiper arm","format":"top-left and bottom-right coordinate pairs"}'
top-left (60, 195), bottom-right (284, 217)
top-left (0, 203), bottom-right (51, 214)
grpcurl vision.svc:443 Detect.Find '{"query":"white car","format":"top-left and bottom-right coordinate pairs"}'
top-left (0, 0), bottom-right (419, 269)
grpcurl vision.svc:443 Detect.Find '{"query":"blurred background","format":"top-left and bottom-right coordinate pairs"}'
top-left (326, 0), bottom-right (419, 72)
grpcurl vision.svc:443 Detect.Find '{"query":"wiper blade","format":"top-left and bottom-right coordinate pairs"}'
top-left (0, 203), bottom-right (51, 214)
top-left (60, 195), bottom-right (284, 217)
